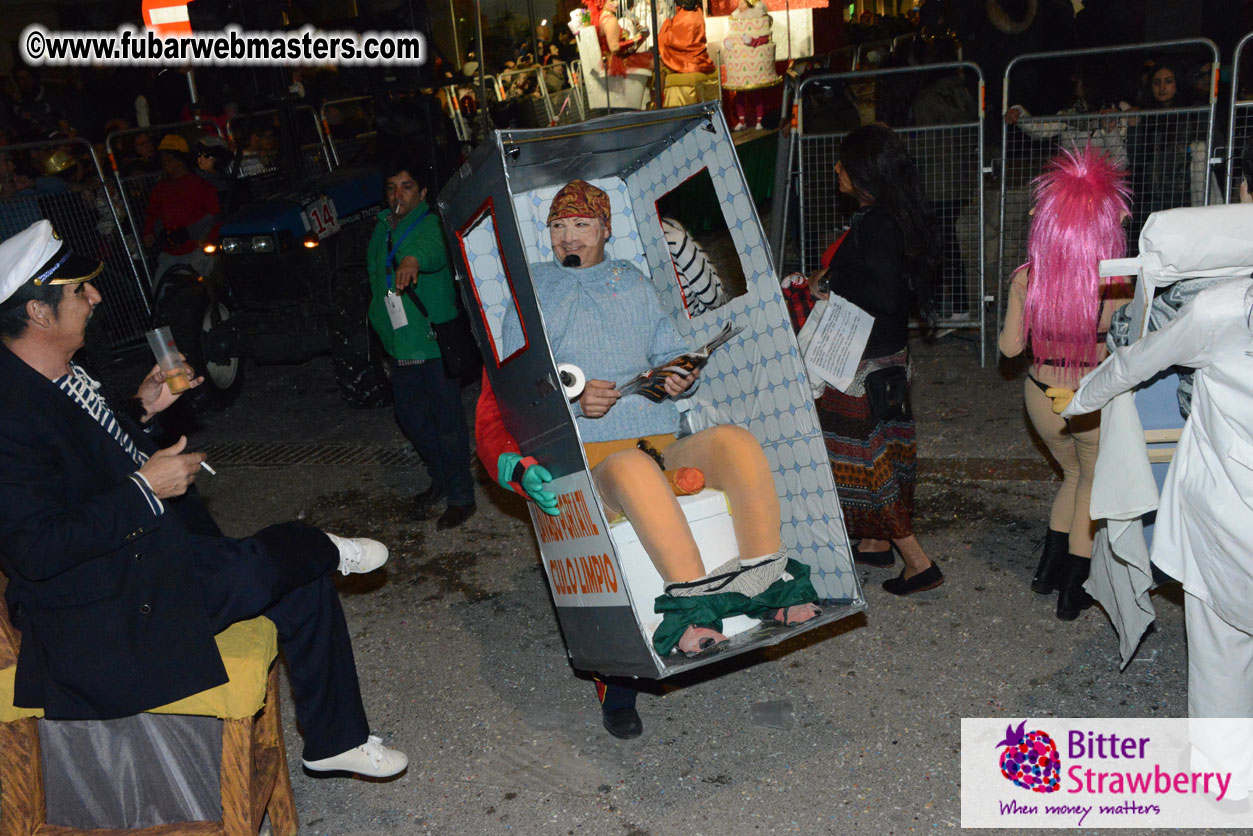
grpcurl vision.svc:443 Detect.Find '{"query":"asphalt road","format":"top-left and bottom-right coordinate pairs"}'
top-left (177, 332), bottom-right (1225, 835)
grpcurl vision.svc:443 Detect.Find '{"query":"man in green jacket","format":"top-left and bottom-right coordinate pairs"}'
top-left (367, 158), bottom-right (475, 528)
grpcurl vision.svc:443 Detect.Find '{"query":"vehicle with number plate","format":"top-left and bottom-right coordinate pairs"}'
top-left (142, 1), bottom-right (462, 410)
top-left (153, 147), bottom-right (390, 410)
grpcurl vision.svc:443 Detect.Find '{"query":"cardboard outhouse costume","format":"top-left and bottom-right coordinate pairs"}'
top-left (437, 104), bottom-right (864, 678)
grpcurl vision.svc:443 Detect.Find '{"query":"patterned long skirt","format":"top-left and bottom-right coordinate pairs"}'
top-left (817, 384), bottom-right (917, 540)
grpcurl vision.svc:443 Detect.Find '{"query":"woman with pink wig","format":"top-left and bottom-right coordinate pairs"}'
top-left (998, 145), bottom-right (1132, 620)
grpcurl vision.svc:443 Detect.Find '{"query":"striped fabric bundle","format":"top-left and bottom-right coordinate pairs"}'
top-left (661, 218), bottom-right (730, 315)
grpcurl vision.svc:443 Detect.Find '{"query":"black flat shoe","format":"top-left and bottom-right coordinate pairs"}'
top-left (882, 562), bottom-right (944, 596)
top-left (852, 541), bottom-right (895, 568)
top-left (436, 503), bottom-right (476, 530)
top-left (602, 706), bottom-right (643, 739)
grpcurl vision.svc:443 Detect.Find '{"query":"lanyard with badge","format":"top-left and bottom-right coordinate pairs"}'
top-left (383, 206), bottom-right (428, 331)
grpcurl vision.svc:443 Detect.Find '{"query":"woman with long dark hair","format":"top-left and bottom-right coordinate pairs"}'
top-left (1126, 57), bottom-right (1208, 231)
top-left (806, 124), bottom-right (942, 595)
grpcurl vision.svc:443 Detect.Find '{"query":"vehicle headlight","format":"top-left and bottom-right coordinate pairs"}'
top-left (251, 235), bottom-right (276, 253)
top-left (220, 237), bottom-right (242, 254)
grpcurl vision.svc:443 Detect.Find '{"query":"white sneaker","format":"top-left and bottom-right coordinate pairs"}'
top-left (302, 735), bottom-right (408, 778)
top-left (326, 533), bottom-right (388, 575)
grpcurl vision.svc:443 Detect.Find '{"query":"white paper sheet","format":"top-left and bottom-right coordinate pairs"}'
top-left (804, 295), bottom-right (873, 393)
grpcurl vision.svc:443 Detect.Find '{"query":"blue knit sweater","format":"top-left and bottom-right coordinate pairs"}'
top-left (505, 258), bottom-right (693, 443)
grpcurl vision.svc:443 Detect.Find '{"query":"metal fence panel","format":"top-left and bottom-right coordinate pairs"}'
top-left (442, 84), bottom-right (476, 143)
top-left (539, 62), bottom-right (586, 126)
top-left (1227, 32), bottom-right (1253, 201)
top-left (1, 137), bottom-right (152, 347)
top-left (320, 96), bottom-right (377, 168)
top-left (998, 39), bottom-right (1220, 339)
top-left (497, 66), bottom-right (559, 128)
top-left (795, 62), bottom-right (987, 360)
top-left (226, 106), bottom-right (331, 178)
top-left (105, 120), bottom-right (223, 289)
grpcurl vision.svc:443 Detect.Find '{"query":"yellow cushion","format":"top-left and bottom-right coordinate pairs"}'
top-left (0, 616), bottom-right (278, 723)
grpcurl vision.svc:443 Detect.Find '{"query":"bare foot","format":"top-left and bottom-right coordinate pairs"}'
top-left (676, 624), bottom-right (727, 656)
top-left (770, 603), bottom-right (823, 626)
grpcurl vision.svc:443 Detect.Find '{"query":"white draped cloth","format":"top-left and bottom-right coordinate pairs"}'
top-left (1065, 278), bottom-right (1253, 685)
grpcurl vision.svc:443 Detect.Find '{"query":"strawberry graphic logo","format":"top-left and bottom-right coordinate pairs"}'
top-left (996, 721), bottom-right (1061, 793)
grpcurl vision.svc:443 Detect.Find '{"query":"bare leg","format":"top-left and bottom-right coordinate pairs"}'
top-left (665, 425), bottom-right (782, 559)
top-left (592, 448), bottom-right (706, 583)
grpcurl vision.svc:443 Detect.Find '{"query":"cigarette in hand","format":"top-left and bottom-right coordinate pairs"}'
top-left (200, 461), bottom-right (217, 476)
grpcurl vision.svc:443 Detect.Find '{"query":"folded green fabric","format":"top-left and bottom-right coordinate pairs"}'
top-left (651, 560), bottom-right (819, 655)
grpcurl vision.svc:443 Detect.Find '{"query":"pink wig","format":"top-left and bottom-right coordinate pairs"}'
top-left (1022, 145), bottom-right (1131, 377)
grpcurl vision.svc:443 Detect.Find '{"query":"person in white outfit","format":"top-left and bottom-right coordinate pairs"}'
top-left (1055, 276), bottom-right (1253, 797)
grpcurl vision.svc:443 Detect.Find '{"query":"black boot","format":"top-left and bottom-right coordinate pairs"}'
top-left (1031, 529), bottom-right (1069, 595)
top-left (1057, 554), bottom-right (1095, 621)
top-left (597, 679), bottom-right (642, 739)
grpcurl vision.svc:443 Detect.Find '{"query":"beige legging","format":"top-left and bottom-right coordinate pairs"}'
top-left (585, 425), bottom-right (781, 584)
top-left (1023, 377), bottom-right (1101, 558)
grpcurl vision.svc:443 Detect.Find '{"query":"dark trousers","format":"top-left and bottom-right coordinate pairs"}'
top-left (391, 359), bottom-right (475, 506)
top-left (192, 522), bottom-right (369, 761)
top-left (594, 675), bottom-right (638, 712)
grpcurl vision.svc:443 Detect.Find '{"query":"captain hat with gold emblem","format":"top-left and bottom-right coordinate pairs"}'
top-left (0, 220), bottom-right (103, 310)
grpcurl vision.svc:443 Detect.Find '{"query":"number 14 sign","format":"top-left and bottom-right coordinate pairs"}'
top-left (303, 196), bottom-right (341, 239)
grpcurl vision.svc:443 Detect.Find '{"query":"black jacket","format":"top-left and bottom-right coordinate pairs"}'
top-left (0, 345), bottom-right (228, 719)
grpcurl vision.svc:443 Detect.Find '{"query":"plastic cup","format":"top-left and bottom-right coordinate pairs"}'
top-left (144, 326), bottom-right (191, 394)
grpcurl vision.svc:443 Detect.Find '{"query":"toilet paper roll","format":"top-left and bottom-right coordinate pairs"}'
top-left (557, 363), bottom-right (585, 401)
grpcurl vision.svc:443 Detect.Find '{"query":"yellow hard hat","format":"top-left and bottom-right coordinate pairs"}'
top-left (42, 149), bottom-right (77, 175)
top-left (157, 134), bottom-right (190, 154)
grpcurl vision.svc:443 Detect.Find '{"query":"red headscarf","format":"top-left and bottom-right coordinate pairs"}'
top-left (546, 180), bottom-right (612, 236)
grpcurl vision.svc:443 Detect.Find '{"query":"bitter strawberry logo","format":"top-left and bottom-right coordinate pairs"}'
top-left (996, 720), bottom-right (1061, 793)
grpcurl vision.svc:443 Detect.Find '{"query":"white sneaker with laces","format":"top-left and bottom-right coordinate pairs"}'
top-left (326, 533), bottom-right (389, 575)
top-left (302, 735), bottom-right (408, 778)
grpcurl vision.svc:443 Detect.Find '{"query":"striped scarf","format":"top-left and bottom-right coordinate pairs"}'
top-left (56, 363), bottom-right (149, 468)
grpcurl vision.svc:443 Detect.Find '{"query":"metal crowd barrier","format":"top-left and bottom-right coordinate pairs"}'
top-left (998, 39), bottom-right (1221, 338)
top-left (1226, 32), bottom-right (1253, 201)
top-left (320, 96), bottom-right (377, 168)
top-left (768, 76), bottom-right (798, 279)
top-left (226, 105), bottom-right (332, 178)
top-left (496, 65), bottom-right (561, 127)
top-left (790, 62), bottom-right (989, 362)
top-left (0, 137), bottom-right (152, 347)
top-left (852, 34), bottom-right (914, 70)
top-left (441, 84), bottom-right (476, 143)
top-left (104, 119), bottom-right (222, 293)
top-left (825, 45), bottom-right (858, 73)
top-left (540, 61), bottom-right (586, 126)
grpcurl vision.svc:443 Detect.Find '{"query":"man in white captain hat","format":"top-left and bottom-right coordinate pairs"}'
top-left (0, 221), bottom-right (408, 778)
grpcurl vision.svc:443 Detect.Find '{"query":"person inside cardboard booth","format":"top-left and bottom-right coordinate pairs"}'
top-left (476, 180), bottom-right (821, 662)
top-left (0, 222), bottom-right (407, 779)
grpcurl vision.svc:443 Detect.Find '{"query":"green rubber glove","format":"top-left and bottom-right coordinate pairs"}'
top-left (497, 452), bottom-right (560, 516)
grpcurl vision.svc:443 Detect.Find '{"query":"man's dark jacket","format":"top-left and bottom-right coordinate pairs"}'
top-left (0, 344), bottom-right (229, 719)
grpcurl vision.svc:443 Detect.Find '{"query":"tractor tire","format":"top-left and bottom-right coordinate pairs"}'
top-left (161, 283), bottom-right (245, 412)
top-left (328, 268), bottom-right (390, 408)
